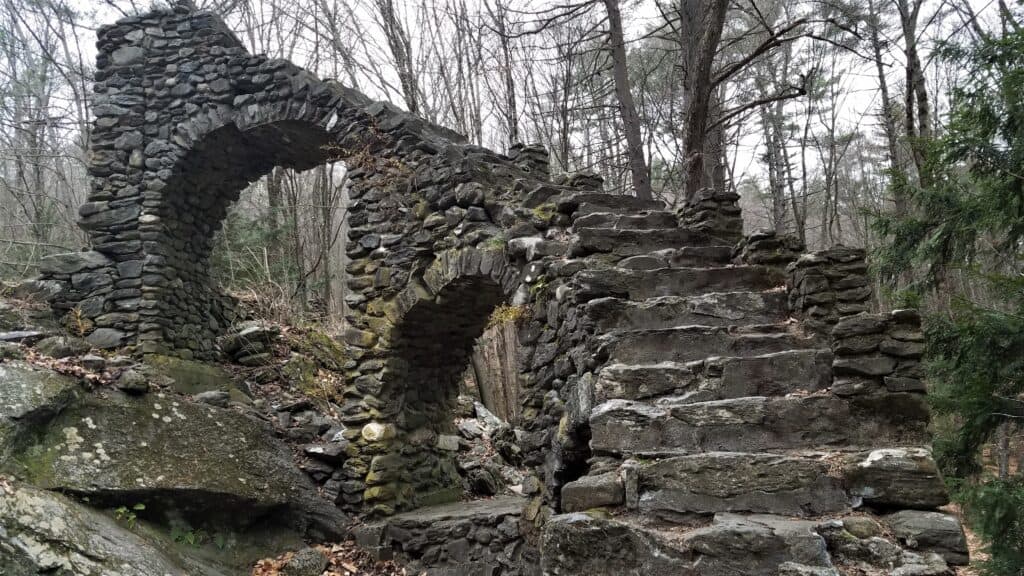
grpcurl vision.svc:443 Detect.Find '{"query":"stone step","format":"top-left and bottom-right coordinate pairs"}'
top-left (618, 246), bottom-right (733, 269)
top-left (637, 451), bottom-right (850, 517)
top-left (572, 211), bottom-right (678, 230)
top-left (598, 326), bottom-right (822, 364)
top-left (541, 512), bottom-right (838, 575)
top-left (574, 266), bottom-right (786, 302)
top-left (570, 227), bottom-right (715, 257)
top-left (594, 350), bottom-right (833, 403)
top-left (583, 291), bottom-right (789, 331)
top-left (556, 193), bottom-right (665, 217)
top-left (589, 393), bottom-right (932, 457)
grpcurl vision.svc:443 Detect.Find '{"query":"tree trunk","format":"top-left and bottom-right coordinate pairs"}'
top-left (681, 0), bottom-right (729, 204)
top-left (603, 0), bottom-right (652, 200)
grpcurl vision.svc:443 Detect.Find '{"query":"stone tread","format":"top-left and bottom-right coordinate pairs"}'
top-left (572, 211), bottom-right (679, 230)
top-left (583, 291), bottom-right (789, 331)
top-left (570, 227), bottom-right (722, 257)
top-left (555, 193), bottom-right (665, 216)
top-left (597, 325), bottom-right (823, 364)
top-left (574, 265), bottom-right (787, 302)
top-left (618, 246), bottom-right (734, 268)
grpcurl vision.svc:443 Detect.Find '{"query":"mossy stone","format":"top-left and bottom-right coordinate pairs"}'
top-left (145, 354), bottom-right (231, 395)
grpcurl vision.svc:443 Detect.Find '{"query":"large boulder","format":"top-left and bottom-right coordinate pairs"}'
top-left (844, 448), bottom-right (949, 509)
top-left (886, 510), bottom-right (969, 565)
top-left (0, 480), bottom-right (209, 576)
top-left (8, 387), bottom-right (346, 538)
top-left (0, 361), bottom-right (80, 465)
top-left (540, 513), bottom-right (692, 575)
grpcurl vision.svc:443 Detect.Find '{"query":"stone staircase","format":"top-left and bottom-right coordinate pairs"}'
top-left (536, 193), bottom-right (967, 575)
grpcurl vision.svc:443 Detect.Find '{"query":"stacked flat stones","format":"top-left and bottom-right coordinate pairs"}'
top-left (532, 197), bottom-right (967, 573)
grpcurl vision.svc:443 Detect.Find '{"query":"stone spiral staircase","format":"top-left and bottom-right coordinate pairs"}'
top-left (532, 192), bottom-right (968, 575)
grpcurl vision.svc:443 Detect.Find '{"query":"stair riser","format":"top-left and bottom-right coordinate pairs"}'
top-left (595, 351), bottom-right (833, 403)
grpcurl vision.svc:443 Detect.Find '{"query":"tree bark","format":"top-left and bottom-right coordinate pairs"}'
top-left (603, 0), bottom-right (652, 200)
top-left (681, 0), bottom-right (729, 204)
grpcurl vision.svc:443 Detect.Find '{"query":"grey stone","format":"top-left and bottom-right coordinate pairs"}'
top-left (638, 452), bottom-right (849, 517)
top-left (111, 45), bottom-right (145, 65)
top-left (561, 472), bottom-right (624, 512)
top-left (115, 368), bottom-right (149, 394)
top-left (80, 352), bottom-right (106, 368)
top-left (844, 448), bottom-right (949, 509)
top-left (0, 480), bottom-right (211, 575)
top-left (886, 510), bottom-right (969, 565)
top-left (38, 251), bottom-right (112, 275)
top-left (0, 361), bottom-right (78, 465)
top-left (33, 335), bottom-right (91, 359)
top-left (86, 328), bottom-right (126, 349)
top-left (193, 389), bottom-right (230, 407)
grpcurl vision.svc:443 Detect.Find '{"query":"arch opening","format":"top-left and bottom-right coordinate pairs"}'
top-left (368, 264), bottom-right (517, 513)
top-left (140, 120), bottom-right (341, 357)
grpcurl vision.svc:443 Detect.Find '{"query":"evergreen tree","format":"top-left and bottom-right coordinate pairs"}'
top-left (874, 10), bottom-right (1024, 574)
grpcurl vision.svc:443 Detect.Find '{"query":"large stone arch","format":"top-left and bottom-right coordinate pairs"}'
top-left (39, 2), bottom-right (488, 358)
top-left (352, 247), bottom-right (525, 513)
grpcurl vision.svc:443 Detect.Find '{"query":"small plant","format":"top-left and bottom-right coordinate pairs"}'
top-left (171, 525), bottom-right (209, 547)
top-left (113, 503), bottom-right (145, 529)
top-left (487, 304), bottom-right (528, 329)
top-left (66, 306), bottom-right (93, 337)
top-left (532, 203), bottom-right (557, 223)
top-left (529, 276), bottom-right (551, 298)
top-left (482, 234), bottom-right (507, 252)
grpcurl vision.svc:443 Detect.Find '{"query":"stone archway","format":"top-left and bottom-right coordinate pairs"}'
top-left (357, 248), bottom-right (520, 513)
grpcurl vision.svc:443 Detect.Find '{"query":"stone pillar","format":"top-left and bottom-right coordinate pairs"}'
top-left (786, 246), bottom-right (872, 335)
top-left (733, 229), bottom-right (804, 266)
top-left (509, 143), bottom-right (551, 181)
top-left (831, 309), bottom-right (926, 396)
top-left (680, 188), bottom-right (743, 243)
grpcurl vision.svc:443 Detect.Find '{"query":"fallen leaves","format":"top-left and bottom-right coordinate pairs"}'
top-left (252, 541), bottom-right (413, 576)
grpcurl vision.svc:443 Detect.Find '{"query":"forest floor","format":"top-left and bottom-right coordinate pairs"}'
top-left (252, 541), bottom-right (409, 576)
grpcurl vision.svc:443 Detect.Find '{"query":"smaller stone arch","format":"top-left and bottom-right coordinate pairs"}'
top-left (356, 247), bottom-right (526, 513)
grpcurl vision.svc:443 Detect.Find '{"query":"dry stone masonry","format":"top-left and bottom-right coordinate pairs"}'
top-left (24, 1), bottom-right (968, 574)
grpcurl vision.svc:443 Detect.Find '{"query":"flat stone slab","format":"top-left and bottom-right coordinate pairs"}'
top-left (598, 326), bottom-right (822, 364)
top-left (541, 512), bottom-right (835, 575)
top-left (589, 394), bottom-right (931, 456)
top-left (583, 291), bottom-right (789, 331)
top-left (572, 211), bottom-right (679, 230)
top-left (556, 193), bottom-right (665, 215)
top-left (570, 228), bottom-right (717, 257)
top-left (594, 350), bottom-right (833, 404)
top-left (844, 447), bottom-right (949, 509)
top-left (574, 266), bottom-right (786, 301)
top-left (387, 495), bottom-right (525, 525)
top-left (639, 452), bottom-right (850, 517)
